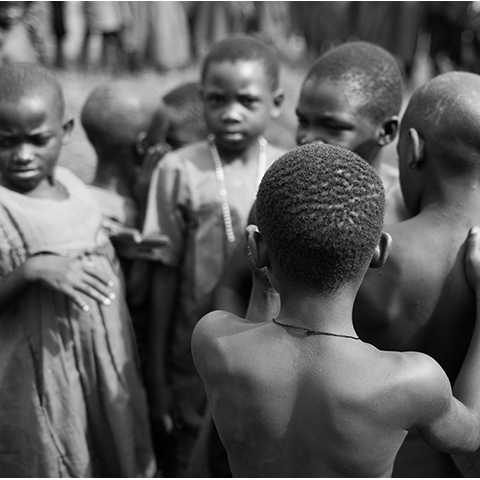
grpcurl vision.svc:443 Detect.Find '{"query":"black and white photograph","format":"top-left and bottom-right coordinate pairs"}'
top-left (0, 1), bottom-right (480, 477)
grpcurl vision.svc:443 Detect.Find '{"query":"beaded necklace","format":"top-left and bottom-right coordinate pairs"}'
top-left (209, 135), bottom-right (267, 243)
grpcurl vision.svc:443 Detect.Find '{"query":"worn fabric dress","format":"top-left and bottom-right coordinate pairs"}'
top-left (0, 167), bottom-right (155, 477)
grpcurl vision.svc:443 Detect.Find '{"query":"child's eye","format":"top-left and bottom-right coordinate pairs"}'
top-left (239, 96), bottom-right (258, 108)
top-left (0, 137), bottom-right (16, 148)
top-left (206, 94), bottom-right (225, 106)
top-left (31, 135), bottom-right (52, 146)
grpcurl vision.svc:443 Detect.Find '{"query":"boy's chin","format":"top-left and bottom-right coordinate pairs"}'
top-left (214, 133), bottom-right (256, 152)
top-left (6, 174), bottom-right (45, 194)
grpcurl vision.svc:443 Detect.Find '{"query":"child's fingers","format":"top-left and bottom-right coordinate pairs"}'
top-left (64, 287), bottom-right (90, 312)
top-left (75, 283), bottom-right (113, 306)
top-left (83, 274), bottom-right (116, 301)
top-left (82, 264), bottom-right (115, 288)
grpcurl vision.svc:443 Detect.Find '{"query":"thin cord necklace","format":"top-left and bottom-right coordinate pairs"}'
top-left (209, 135), bottom-right (267, 244)
top-left (272, 318), bottom-right (360, 340)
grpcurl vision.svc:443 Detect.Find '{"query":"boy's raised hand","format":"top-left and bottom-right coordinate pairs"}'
top-left (24, 254), bottom-right (116, 312)
top-left (465, 227), bottom-right (480, 294)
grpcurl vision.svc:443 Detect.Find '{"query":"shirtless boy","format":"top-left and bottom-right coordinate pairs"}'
top-left (192, 143), bottom-right (480, 477)
top-left (354, 71), bottom-right (480, 476)
top-left (214, 41), bottom-right (407, 318)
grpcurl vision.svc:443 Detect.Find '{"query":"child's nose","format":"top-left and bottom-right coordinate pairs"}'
top-left (13, 144), bottom-right (35, 163)
top-left (220, 103), bottom-right (243, 123)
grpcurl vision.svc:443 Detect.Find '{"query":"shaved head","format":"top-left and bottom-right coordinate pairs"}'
top-left (0, 62), bottom-right (65, 117)
top-left (402, 72), bottom-right (480, 172)
top-left (81, 82), bottom-right (157, 150)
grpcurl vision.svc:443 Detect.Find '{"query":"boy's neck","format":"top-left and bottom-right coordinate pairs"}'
top-left (214, 136), bottom-right (263, 164)
top-left (92, 159), bottom-right (133, 199)
top-left (420, 175), bottom-right (480, 220)
top-left (276, 283), bottom-right (358, 338)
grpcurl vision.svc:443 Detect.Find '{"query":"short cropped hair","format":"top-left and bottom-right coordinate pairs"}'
top-left (0, 62), bottom-right (65, 116)
top-left (256, 143), bottom-right (385, 292)
top-left (306, 41), bottom-right (403, 124)
top-left (163, 82), bottom-right (207, 142)
top-left (201, 34), bottom-right (280, 90)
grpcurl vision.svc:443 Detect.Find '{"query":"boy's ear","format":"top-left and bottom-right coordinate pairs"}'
top-left (270, 89), bottom-right (284, 118)
top-left (377, 116), bottom-right (399, 146)
top-left (246, 224), bottom-right (269, 270)
top-left (407, 127), bottom-right (425, 170)
top-left (370, 231), bottom-right (392, 269)
top-left (61, 118), bottom-right (74, 144)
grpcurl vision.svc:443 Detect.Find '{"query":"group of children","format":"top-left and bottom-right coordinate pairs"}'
top-left (2, 32), bottom-right (480, 478)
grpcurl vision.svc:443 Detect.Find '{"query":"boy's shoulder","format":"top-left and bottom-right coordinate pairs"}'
top-left (192, 310), bottom-right (263, 378)
top-left (367, 348), bottom-right (451, 428)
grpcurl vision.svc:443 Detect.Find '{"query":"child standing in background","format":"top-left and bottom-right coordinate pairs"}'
top-left (81, 82), bottom-right (157, 240)
top-left (0, 63), bottom-right (155, 476)
top-left (143, 35), bottom-right (285, 475)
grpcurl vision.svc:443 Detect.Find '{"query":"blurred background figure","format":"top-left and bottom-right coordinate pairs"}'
top-left (0, 1), bottom-right (47, 64)
top-left (80, 1), bottom-right (127, 72)
top-left (424, 2), bottom-right (469, 75)
top-left (147, 2), bottom-right (191, 71)
top-left (50, 1), bottom-right (66, 67)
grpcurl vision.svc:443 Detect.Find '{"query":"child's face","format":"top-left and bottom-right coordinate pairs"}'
top-left (295, 78), bottom-right (378, 160)
top-left (202, 60), bottom-right (281, 152)
top-left (0, 93), bottom-right (67, 193)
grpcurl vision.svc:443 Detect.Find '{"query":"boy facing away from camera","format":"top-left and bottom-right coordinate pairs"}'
top-left (143, 35), bottom-right (285, 474)
top-left (354, 72), bottom-right (480, 476)
top-left (193, 143), bottom-right (480, 477)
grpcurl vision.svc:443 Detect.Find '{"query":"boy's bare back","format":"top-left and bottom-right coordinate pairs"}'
top-left (354, 72), bottom-right (480, 475)
top-left (356, 215), bottom-right (474, 377)
top-left (193, 311), bottom-right (448, 477)
top-left (193, 144), bottom-right (480, 477)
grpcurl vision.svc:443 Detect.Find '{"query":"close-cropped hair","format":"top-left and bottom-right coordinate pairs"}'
top-left (0, 62), bottom-right (65, 116)
top-left (256, 143), bottom-right (385, 292)
top-left (201, 34), bottom-right (280, 90)
top-left (306, 41), bottom-right (403, 124)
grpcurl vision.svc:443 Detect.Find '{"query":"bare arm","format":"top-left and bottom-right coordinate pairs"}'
top-left (146, 263), bottom-right (178, 435)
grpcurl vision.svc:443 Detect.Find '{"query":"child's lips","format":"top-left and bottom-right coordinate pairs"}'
top-left (218, 131), bottom-right (245, 141)
top-left (9, 167), bottom-right (39, 178)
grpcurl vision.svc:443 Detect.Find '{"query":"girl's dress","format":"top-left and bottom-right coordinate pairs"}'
top-left (0, 167), bottom-right (155, 477)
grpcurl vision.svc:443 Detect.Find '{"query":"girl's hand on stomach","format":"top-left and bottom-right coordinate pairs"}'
top-left (24, 254), bottom-right (116, 312)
